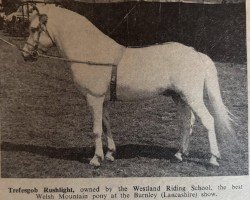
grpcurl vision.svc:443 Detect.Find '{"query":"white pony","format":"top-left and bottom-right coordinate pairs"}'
top-left (22, 4), bottom-right (234, 167)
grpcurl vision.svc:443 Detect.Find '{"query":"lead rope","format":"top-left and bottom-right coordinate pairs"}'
top-left (0, 36), bottom-right (116, 67)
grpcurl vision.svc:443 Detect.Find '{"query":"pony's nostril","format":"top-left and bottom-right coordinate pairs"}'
top-left (31, 51), bottom-right (38, 58)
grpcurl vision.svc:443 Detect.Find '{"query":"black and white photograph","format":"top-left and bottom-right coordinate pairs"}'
top-left (0, 0), bottom-right (248, 179)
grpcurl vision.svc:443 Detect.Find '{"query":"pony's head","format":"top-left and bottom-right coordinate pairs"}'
top-left (22, 6), bottom-right (54, 61)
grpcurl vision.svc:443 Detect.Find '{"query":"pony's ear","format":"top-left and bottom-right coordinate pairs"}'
top-left (39, 14), bottom-right (48, 25)
top-left (31, 4), bottom-right (40, 15)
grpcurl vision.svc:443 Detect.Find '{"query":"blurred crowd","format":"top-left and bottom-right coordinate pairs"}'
top-left (0, 2), bottom-right (32, 36)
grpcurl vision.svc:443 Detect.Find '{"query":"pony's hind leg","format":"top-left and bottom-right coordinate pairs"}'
top-left (102, 106), bottom-right (116, 161)
top-left (172, 94), bottom-right (195, 162)
top-left (186, 98), bottom-right (221, 166)
top-left (87, 94), bottom-right (105, 167)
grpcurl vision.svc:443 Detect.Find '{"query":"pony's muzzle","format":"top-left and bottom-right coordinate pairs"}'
top-left (22, 51), bottom-right (38, 62)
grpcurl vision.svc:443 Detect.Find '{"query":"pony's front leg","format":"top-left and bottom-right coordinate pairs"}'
top-left (87, 94), bottom-right (105, 167)
top-left (175, 111), bottom-right (195, 161)
top-left (103, 106), bottom-right (116, 161)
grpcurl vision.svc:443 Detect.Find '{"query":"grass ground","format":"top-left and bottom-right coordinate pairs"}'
top-left (0, 32), bottom-right (248, 178)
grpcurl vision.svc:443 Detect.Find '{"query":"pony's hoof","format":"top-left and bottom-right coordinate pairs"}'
top-left (174, 152), bottom-right (183, 162)
top-left (89, 155), bottom-right (103, 167)
top-left (212, 151), bottom-right (221, 159)
top-left (90, 158), bottom-right (101, 167)
top-left (105, 151), bottom-right (115, 162)
top-left (209, 157), bottom-right (220, 167)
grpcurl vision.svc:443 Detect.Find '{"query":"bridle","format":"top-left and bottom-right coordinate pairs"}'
top-left (23, 7), bottom-right (119, 68)
top-left (25, 11), bottom-right (56, 60)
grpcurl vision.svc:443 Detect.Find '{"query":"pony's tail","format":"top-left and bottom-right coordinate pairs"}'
top-left (203, 55), bottom-right (237, 147)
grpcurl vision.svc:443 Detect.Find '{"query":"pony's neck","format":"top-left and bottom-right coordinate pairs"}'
top-left (43, 5), bottom-right (125, 64)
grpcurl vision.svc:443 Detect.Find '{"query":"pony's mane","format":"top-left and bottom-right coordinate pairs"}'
top-left (37, 4), bottom-right (98, 33)
top-left (38, 4), bottom-right (84, 22)
top-left (33, 3), bottom-right (121, 51)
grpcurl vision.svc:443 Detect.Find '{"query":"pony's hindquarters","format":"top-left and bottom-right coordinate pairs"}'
top-left (182, 53), bottom-right (236, 165)
top-left (169, 50), bottom-right (234, 165)
top-left (114, 42), bottom-right (235, 166)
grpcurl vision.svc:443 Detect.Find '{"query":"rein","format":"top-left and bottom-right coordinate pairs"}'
top-left (0, 35), bottom-right (117, 67)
